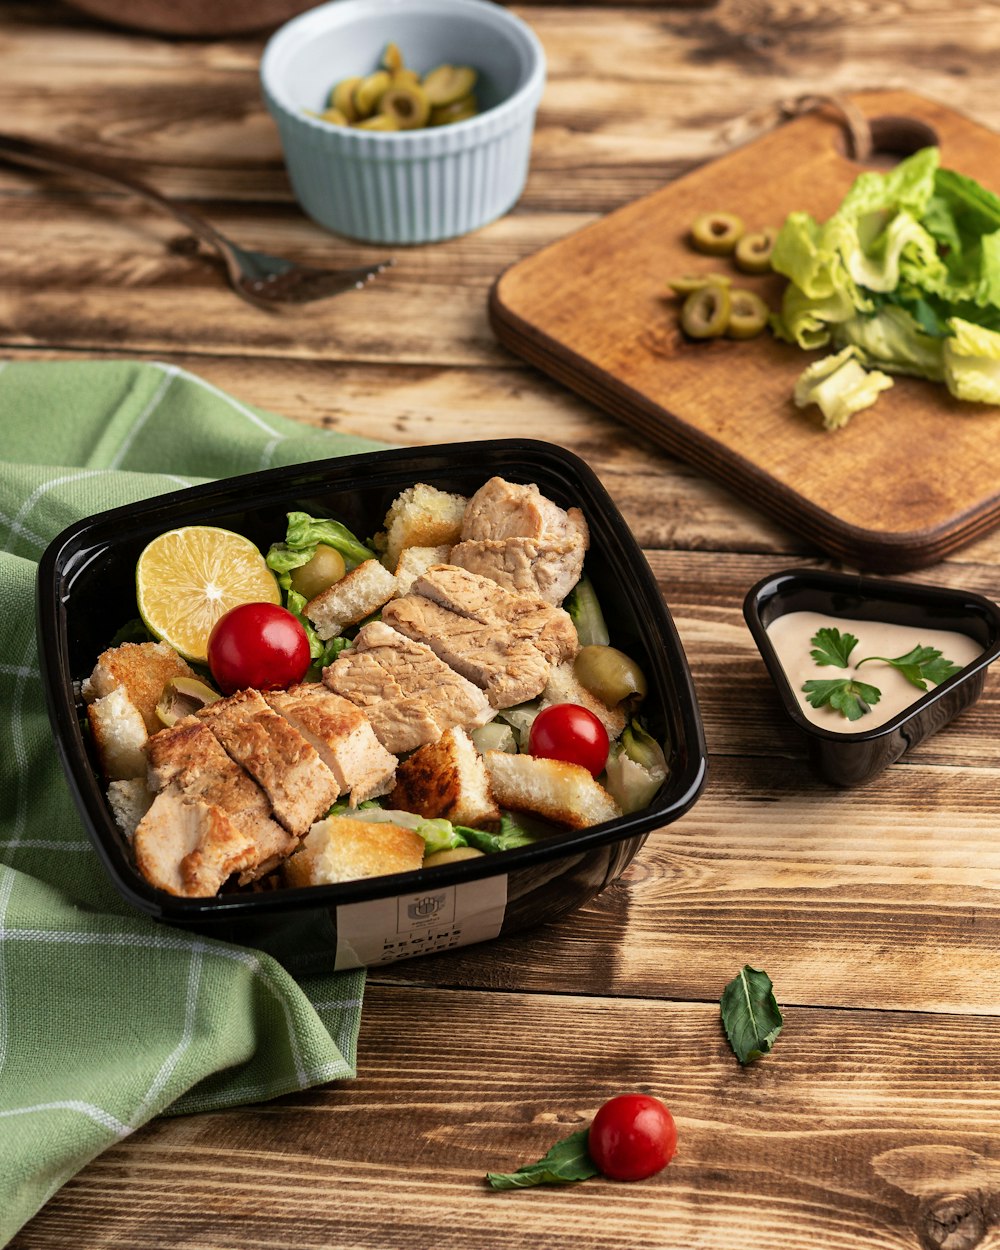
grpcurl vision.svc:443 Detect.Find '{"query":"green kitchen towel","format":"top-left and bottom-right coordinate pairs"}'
top-left (0, 359), bottom-right (390, 1247)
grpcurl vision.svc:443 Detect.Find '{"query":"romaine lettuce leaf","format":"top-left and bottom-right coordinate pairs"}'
top-left (942, 317), bottom-right (1000, 404)
top-left (793, 346), bottom-right (894, 430)
top-left (832, 305), bottom-right (946, 380)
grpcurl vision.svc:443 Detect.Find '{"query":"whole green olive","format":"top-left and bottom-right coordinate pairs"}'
top-left (574, 645), bottom-right (648, 706)
top-left (290, 544), bottom-right (347, 602)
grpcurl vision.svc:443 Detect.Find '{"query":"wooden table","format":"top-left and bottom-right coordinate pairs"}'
top-left (5, 2), bottom-right (1000, 1247)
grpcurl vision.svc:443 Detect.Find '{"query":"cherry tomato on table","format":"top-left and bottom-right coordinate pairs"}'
top-left (528, 703), bottom-right (609, 777)
top-left (588, 1094), bottom-right (677, 1181)
top-left (207, 602), bottom-right (310, 694)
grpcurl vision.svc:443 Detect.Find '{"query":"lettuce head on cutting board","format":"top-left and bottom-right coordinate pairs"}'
top-left (770, 145), bottom-right (1000, 428)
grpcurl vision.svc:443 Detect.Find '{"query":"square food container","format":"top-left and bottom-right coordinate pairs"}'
top-left (38, 440), bottom-right (707, 974)
top-left (744, 567), bottom-right (1000, 787)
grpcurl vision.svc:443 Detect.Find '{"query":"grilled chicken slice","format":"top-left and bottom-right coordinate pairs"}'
top-left (454, 477), bottom-right (589, 605)
top-left (264, 683), bottom-right (396, 806)
top-left (133, 787), bottom-right (259, 898)
top-left (144, 714), bottom-right (296, 881)
top-left (449, 535), bottom-right (586, 606)
top-left (381, 564), bottom-right (578, 708)
top-left (197, 690), bottom-right (340, 836)
top-left (323, 621), bottom-right (494, 754)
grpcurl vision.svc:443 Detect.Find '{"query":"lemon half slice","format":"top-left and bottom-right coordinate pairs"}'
top-left (136, 525), bottom-right (281, 663)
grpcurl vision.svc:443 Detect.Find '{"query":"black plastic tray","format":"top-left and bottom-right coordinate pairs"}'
top-left (37, 439), bottom-right (707, 973)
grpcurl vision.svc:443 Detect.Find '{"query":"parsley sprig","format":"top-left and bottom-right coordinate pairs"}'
top-left (856, 645), bottom-right (962, 691)
top-left (800, 628), bottom-right (962, 722)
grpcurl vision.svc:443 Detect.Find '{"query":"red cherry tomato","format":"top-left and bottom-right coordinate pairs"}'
top-left (528, 703), bottom-right (609, 777)
top-left (207, 602), bottom-right (310, 694)
top-left (587, 1094), bottom-right (677, 1181)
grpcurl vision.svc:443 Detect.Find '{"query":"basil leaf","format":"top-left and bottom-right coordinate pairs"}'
top-left (809, 627), bottom-right (859, 668)
top-left (486, 1129), bottom-right (599, 1190)
top-left (720, 965), bottom-right (784, 1065)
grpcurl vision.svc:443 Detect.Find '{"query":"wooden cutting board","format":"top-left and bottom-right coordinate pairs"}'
top-left (490, 90), bottom-right (1000, 572)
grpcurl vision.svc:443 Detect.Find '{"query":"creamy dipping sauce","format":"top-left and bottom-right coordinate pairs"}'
top-left (766, 611), bottom-right (982, 732)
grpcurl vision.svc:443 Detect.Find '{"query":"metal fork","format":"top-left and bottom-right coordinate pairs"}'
top-left (0, 132), bottom-right (393, 310)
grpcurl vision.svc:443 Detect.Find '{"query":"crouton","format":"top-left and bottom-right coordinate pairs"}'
top-left (133, 787), bottom-right (258, 897)
top-left (390, 726), bottom-right (500, 829)
top-left (264, 683), bottom-right (397, 806)
top-left (198, 689), bottom-right (340, 836)
top-left (483, 751), bottom-right (621, 830)
top-left (304, 559), bottom-right (397, 641)
top-left (283, 815), bottom-right (425, 887)
top-left (380, 484), bottom-right (467, 570)
top-left (87, 687), bottom-right (148, 780)
top-left (394, 545), bottom-right (453, 596)
top-left (83, 641), bottom-right (195, 733)
top-left (541, 663), bottom-right (627, 739)
top-left (106, 778), bottom-right (153, 839)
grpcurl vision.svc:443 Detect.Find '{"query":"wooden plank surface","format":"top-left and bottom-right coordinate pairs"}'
top-left (5, 0), bottom-right (1000, 1247)
top-left (14, 985), bottom-right (1000, 1250)
top-left (490, 90), bottom-right (1000, 569)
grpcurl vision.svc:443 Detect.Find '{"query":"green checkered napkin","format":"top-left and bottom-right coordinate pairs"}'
top-left (0, 359), bottom-right (389, 1246)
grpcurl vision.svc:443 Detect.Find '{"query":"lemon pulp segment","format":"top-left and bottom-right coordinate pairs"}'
top-left (135, 525), bottom-right (280, 663)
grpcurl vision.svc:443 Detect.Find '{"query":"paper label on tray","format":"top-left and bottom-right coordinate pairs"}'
top-left (333, 875), bottom-right (508, 969)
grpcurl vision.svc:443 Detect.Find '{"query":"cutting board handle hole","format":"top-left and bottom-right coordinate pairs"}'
top-left (841, 114), bottom-right (940, 168)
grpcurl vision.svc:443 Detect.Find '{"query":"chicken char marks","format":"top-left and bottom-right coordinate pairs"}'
top-left (381, 563), bottom-right (579, 709)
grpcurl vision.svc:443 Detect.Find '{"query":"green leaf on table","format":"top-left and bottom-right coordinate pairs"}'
top-left (857, 645), bottom-right (962, 691)
top-left (809, 626), bottom-right (860, 668)
top-left (802, 677), bottom-right (881, 721)
top-left (486, 1129), bottom-right (599, 1190)
top-left (720, 965), bottom-right (784, 1065)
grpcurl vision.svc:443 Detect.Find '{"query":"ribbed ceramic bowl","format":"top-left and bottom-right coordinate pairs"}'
top-left (260, 0), bottom-right (546, 244)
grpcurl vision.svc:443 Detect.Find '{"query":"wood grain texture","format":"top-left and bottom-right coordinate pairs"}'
top-left (491, 90), bottom-right (1000, 571)
top-left (13, 986), bottom-right (1000, 1250)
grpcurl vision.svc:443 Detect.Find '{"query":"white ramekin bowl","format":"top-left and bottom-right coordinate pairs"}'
top-left (260, 0), bottom-right (546, 245)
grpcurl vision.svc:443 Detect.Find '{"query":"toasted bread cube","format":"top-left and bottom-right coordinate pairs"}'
top-left (381, 484), bottom-right (467, 570)
top-left (304, 559), bottom-right (397, 641)
top-left (198, 690), bottom-right (340, 836)
top-left (83, 641), bottom-right (195, 733)
top-left (484, 751), bottom-right (621, 830)
top-left (265, 683), bottom-right (396, 806)
top-left (133, 787), bottom-right (259, 898)
top-left (390, 726), bottom-right (500, 829)
top-left (284, 815), bottom-right (425, 887)
top-left (87, 686), bottom-right (148, 780)
top-left (541, 663), bottom-right (626, 739)
top-left (106, 778), bottom-right (153, 839)
top-left (393, 545), bottom-right (453, 596)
